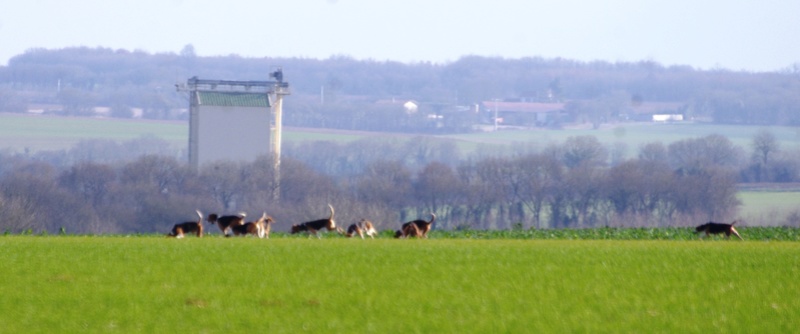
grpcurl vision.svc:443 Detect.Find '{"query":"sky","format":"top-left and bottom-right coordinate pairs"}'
top-left (1, 0), bottom-right (799, 72)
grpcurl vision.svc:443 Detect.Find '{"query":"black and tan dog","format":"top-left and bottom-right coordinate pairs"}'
top-left (229, 212), bottom-right (273, 238)
top-left (342, 219), bottom-right (377, 239)
top-left (167, 210), bottom-right (204, 238)
top-left (394, 221), bottom-right (422, 238)
top-left (290, 204), bottom-right (336, 238)
top-left (207, 212), bottom-right (246, 236)
top-left (695, 221), bottom-right (743, 240)
top-left (400, 213), bottom-right (435, 238)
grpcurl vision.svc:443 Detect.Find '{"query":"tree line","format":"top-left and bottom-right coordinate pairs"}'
top-left (11, 129), bottom-right (799, 234)
top-left (2, 47), bottom-right (800, 133)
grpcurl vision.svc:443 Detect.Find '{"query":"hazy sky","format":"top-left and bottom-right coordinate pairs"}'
top-left (1, 0), bottom-right (798, 72)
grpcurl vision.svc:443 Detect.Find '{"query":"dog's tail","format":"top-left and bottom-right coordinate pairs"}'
top-left (428, 213), bottom-right (436, 224)
top-left (731, 227), bottom-right (743, 240)
top-left (731, 220), bottom-right (737, 226)
top-left (730, 222), bottom-right (743, 240)
top-left (195, 210), bottom-right (203, 222)
top-left (328, 204), bottom-right (335, 220)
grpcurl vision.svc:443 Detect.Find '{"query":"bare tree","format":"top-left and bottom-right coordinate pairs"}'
top-left (668, 134), bottom-right (741, 171)
top-left (638, 141), bottom-right (668, 163)
top-left (751, 128), bottom-right (779, 181)
top-left (414, 162), bottom-right (462, 229)
top-left (0, 193), bottom-right (38, 233)
top-left (199, 161), bottom-right (245, 211)
top-left (355, 160), bottom-right (412, 221)
top-left (513, 153), bottom-right (563, 228)
top-left (59, 162), bottom-right (116, 207)
top-left (561, 136), bottom-right (607, 169)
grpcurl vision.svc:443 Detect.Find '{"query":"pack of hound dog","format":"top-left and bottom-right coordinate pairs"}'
top-left (169, 208), bottom-right (743, 241)
top-left (166, 206), bottom-right (444, 240)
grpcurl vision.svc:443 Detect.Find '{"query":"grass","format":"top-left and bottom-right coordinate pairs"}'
top-left (430, 226), bottom-right (800, 241)
top-left (447, 122), bottom-right (800, 151)
top-left (6, 113), bottom-right (800, 154)
top-left (0, 236), bottom-right (797, 333)
top-left (0, 114), bottom-right (188, 151)
top-left (0, 114), bottom-right (374, 153)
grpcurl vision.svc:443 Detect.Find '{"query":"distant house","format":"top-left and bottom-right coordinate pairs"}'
top-left (375, 98), bottom-right (419, 114)
top-left (26, 104), bottom-right (64, 114)
top-left (625, 102), bottom-right (686, 122)
top-left (481, 101), bottom-right (566, 126)
top-left (652, 114), bottom-right (684, 122)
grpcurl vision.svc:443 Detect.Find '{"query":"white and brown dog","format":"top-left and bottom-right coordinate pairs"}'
top-left (207, 212), bottom-right (246, 236)
top-left (290, 204), bottom-right (336, 238)
top-left (167, 210), bottom-right (204, 238)
top-left (342, 219), bottom-right (377, 239)
top-left (229, 212), bottom-right (273, 238)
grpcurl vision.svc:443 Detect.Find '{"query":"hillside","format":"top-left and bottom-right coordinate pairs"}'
top-left (1, 48), bottom-right (799, 134)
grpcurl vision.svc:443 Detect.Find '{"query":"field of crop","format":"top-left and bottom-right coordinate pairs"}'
top-left (445, 122), bottom-right (800, 153)
top-left (0, 114), bottom-right (370, 153)
top-left (737, 190), bottom-right (800, 226)
top-left (1, 235), bottom-right (797, 332)
top-left (6, 113), bottom-right (800, 154)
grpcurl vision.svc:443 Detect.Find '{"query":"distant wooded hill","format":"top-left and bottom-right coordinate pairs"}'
top-left (1, 47), bottom-right (799, 132)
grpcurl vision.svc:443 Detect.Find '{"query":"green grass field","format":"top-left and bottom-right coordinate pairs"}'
top-left (6, 113), bottom-right (800, 154)
top-left (737, 191), bottom-right (800, 226)
top-left (445, 122), bottom-right (800, 154)
top-left (0, 114), bottom-right (371, 153)
top-left (0, 114), bottom-right (188, 152)
top-left (1, 236), bottom-right (797, 333)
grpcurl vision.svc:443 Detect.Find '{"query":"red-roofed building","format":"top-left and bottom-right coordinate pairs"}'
top-left (482, 101), bottom-right (566, 126)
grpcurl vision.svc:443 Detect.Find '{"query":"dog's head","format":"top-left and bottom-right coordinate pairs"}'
top-left (290, 224), bottom-right (304, 234)
top-left (207, 214), bottom-right (219, 223)
top-left (694, 223), bottom-right (709, 233)
top-left (359, 219), bottom-right (374, 229)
